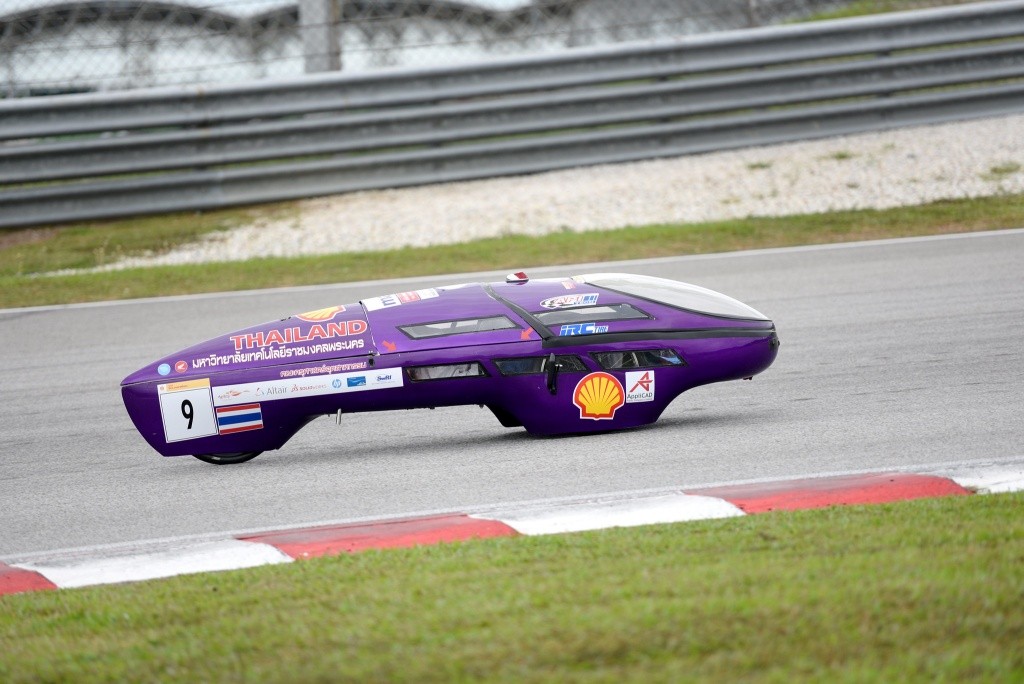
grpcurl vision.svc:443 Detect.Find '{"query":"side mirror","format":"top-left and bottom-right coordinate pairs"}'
top-left (545, 353), bottom-right (561, 395)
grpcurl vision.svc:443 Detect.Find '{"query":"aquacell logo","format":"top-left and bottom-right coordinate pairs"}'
top-left (573, 372), bottom-right (625, 420)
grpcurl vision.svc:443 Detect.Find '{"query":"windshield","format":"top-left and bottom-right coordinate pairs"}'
top-left (579, 273), bottom-right (769, 320)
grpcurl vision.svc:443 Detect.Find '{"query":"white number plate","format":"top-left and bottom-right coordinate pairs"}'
top-left (157, 379), bottom-right (218, 442)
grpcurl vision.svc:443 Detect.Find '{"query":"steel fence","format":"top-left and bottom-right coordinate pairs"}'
top-left (1, 0), bottom-right (1022, 228)
top-left (0, 0), bottom-right (977, 95)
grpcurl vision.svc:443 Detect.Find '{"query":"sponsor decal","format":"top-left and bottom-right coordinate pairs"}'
top-left (158, 378), bottom-right (210, 394)
top-left (279, 361), bottom-right (369, 378)
top-left (229, 320), bottom-right (367, 352)
top-left (573, 372), bottom-right (625, 420)
top-left (174, 360), bottom-right (188, 373)
top-left (213, 369), bottom-right (404, 407)
top-left (625, 370), bottom-right (655, 403)
top-left (560, 279), bottom-right (577, 290)
top-left (215, 403), bottom-right (264, 435)
top-left (215, 389), bottom-right (249, 402)
top-left (559, 323), bottom-right (609, 336)
top-left (540, 293), bottom-right (599, 309)
top-left (157, 363), bottom-right (171, 376)
top-left (295, 305), bottom-right (346, 322)
top-left (362, 288), bottom-right (439, 312)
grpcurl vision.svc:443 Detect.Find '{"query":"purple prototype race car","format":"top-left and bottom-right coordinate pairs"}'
top-left (122, 273), bottom-right (779, 464)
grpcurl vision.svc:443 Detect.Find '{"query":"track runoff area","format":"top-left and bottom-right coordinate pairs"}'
top-left (3, 458), bottom-right (1022, 595)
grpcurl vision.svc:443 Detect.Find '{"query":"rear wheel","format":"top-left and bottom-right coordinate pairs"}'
top-left (193, 451), bottom-right (262, 465)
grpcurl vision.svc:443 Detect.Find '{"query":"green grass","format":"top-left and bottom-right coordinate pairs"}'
top-left (2, 493), bottom-right (1022, 682)
top-left (2, 193), bottom-right (1022, 309)
top-left (981, 162), bottom-right (1022, 181)
top-left (823, 150), bottom-right (857, 161)
top-left (801, 0), bottom-right (977, 22)
top-left (0, 204), bottom-right (295, 276)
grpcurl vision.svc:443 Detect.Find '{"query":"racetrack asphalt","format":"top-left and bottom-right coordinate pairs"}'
top-left (1, 229), bottom-right (1022, 557)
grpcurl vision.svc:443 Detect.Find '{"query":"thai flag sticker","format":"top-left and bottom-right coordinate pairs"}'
top-left (216, 403), bottom-right (264, 435)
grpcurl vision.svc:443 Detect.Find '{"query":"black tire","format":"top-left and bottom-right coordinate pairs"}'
top-left (193, 451), bottom-right (262, 465)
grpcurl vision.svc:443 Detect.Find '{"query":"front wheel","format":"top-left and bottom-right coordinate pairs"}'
top-left (193, 451), bottom-right (262, 465)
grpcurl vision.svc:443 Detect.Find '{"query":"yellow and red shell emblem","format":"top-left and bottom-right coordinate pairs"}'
top-left (295, 305), bottom-right (346, 322)
top-left (573, 372), bottom-right (625, 420)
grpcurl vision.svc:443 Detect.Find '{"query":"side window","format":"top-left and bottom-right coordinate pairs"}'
top-left (533, 303), bottom-right (650, 326)
top-left (494, 355), bottom-right (587, 376)
top-left (592, 349), bottom-right (684, 370)
top-left (407, 362), bottom-right (488, 381)
top-left (399, 316), bottom-right (517, 339)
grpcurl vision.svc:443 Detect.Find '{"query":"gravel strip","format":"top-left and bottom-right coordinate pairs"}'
top-left (96, 114), bottom-right (1024, 270)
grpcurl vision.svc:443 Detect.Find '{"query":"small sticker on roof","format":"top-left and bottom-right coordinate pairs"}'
top-left (540, 293), bottom-right (599, 309)
top-left (559, 323), bottom-right (609, 336)
top-left (363, 288), bottom-right (439, 312)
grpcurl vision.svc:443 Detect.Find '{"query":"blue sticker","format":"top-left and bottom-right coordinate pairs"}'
top-left (157, 363), bottom-right (171, 376)
top-left (347, 376), bottom-right (367, 388)
top-left (332, 378), bottom-right (343, 388)
top-left (559, 323), bottom-right (609, 336)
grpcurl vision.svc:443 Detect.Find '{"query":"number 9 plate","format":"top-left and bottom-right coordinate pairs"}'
top-left (157, 378), bottom-right (218, 442)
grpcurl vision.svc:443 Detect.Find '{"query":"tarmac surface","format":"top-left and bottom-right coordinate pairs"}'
top-left (1, 229), bottom-right (1022, 556)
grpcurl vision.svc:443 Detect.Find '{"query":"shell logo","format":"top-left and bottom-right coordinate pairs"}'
top-left (295, 305), bottom-right (346, 322)
top-left (573, 372), bottom-right (625, 420)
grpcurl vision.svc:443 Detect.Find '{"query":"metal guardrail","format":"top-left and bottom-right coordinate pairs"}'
top-left (1, 0), bottom-right (1023, 229)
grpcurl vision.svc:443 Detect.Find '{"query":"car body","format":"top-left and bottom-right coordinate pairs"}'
top-left (121, 272), bottom-right (780, 464)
